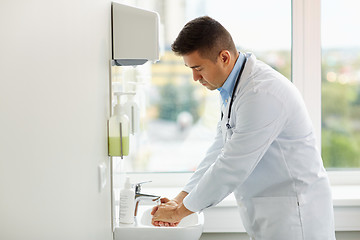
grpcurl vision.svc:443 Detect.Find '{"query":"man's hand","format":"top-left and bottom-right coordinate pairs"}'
top-left (151, 191), bottom-right (191, 227)
top-left (151, 197), bottom-right (180, 227)
top-left (151, 197), bottom-right (194, 227)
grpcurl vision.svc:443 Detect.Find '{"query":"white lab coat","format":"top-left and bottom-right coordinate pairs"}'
top-left (182, 53), bottom-right (336, 240)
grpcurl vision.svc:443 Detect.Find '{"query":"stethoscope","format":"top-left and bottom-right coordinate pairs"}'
top-left (221, 54), bottom-right (247, 130)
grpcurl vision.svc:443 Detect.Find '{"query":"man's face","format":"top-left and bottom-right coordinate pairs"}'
top-left (183, 51), bottom-right (229, 90)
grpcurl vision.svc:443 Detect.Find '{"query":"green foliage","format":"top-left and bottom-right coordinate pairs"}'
top-left (322, 130), bottom-right (360, 168)
top-left (322, 82), bottom-right (354, 119)
top-left (321, 80), bottom-right (360, 168)
top-left (158, 83), bottom-right (179, 121)
top-left (157, 82), bottom-right (199, 122)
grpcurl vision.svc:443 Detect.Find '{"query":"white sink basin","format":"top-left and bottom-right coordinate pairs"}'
top-left (115, 206), bottom-right (204, 240)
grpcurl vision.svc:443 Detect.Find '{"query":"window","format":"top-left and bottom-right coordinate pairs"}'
top-left (121, 0), bottom-right (292, 173)
top-left (321, 0), bottom-right (360, 169)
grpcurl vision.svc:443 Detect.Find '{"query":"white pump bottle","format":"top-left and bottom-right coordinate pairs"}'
top-left (119, 177), bottom-right (135, 224)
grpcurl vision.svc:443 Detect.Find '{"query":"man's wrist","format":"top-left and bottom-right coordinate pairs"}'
top-left (173, 191), bottom-right (188, 205)
top-left (175, 203), bottom-right (194, 220)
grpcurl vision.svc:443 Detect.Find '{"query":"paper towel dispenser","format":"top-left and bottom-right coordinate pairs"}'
top-left (111, 2), bottom-right (160, 66)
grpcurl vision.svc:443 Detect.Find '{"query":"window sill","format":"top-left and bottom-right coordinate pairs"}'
top-left (143, 185), bottom-right (360, 233)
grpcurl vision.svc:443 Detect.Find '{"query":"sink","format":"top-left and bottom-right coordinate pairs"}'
top-left (115, 206), bottom-right (204, 240)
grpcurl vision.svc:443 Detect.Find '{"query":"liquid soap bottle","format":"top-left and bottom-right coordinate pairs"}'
top-left (119, 177), bottom-right (135, 224)
top-left (124, 92), bottom-right (140, 135)
top-left (108, 92), bottom-right (130, 157)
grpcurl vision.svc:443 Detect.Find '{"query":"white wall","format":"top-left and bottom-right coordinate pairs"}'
top-left (0, 0), bottom-right (113, 239)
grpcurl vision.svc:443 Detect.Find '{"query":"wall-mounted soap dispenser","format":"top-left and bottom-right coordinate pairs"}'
top-left (124, 92), bottom-right (140, 135)
top-left (111, 2), bottom-right (160, 66)
top-left (108, 92), bottom-right (130, 158)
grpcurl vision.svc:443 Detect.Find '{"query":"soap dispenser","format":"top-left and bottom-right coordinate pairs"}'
top-left (108, 92), bottom-right (130, 158)
top-left (124, 92), bottom-right (140, 135)
top-left (119, 177), bottom-right (135, 224)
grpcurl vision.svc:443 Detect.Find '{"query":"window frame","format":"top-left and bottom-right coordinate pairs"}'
top-left (292, 0), bottom-right (321, 149)
top-left (292, 0), bottom-right (360, 184)
top-left (129, 0), bottom-right (360, 187)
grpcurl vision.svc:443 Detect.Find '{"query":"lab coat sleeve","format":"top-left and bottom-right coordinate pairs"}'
top-left (183, 90), bottom-right (287, 212)
top-left (182, 121), bottom-right (224, 193)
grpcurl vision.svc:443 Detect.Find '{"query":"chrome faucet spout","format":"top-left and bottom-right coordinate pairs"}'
top-left (133, 181), bottom-right (161, 217)
top-left (134, 193), bottom-right (161, 217)
top-left (135, 193), bottom-right (161, 201)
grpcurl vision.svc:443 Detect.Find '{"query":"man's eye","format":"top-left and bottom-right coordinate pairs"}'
top-left (196, 68), bottom-right (202, 71)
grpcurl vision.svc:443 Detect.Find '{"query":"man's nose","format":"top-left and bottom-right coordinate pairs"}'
top-left (192, 69), bottom-right (202, 81)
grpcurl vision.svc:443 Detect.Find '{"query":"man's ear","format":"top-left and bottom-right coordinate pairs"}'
top-left (219, 50), bottom-right (231, 65)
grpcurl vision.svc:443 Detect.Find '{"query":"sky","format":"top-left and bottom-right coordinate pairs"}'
top-left (185, 0), bottom-right (360, 50)
top-left (321, 0), bottom-right (360, 49)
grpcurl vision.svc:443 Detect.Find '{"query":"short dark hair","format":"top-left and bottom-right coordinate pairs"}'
top-left (171, 16), bottom-right (237, 62)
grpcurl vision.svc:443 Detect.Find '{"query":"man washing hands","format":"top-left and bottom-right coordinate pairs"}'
top-left (151, 191), bottom-right (193, 227)
top-left (151, 16), bottom-right (336, 239)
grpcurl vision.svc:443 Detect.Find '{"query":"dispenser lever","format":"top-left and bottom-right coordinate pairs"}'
top-left (119, 122), bottom-right (123, 159)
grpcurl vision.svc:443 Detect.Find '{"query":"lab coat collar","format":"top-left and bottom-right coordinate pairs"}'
top-left (217, 53), bottom-right (246, 106)
top-left (233, 52), bottom-right (257, 97)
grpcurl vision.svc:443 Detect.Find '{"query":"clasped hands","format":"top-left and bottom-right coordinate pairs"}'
top-left (151, 197), bottom-right (181, 227)
top-left (151, 197), bottom-right (193, 227)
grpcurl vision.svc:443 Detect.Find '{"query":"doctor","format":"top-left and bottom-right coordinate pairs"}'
top-left (151, 16), bottom-right (336, 240)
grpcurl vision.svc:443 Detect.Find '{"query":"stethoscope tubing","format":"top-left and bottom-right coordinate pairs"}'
top-left (222, 53), bottom-right (247, 129)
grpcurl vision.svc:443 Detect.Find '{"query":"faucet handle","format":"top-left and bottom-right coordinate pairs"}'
top-left (134, 180), bottom-right (152, 194)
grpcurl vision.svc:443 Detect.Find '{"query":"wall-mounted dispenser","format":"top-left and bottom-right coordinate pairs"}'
top-left (108, 92), bottom-right (130, 158)
top-left (123, 92), bottom-right (140, 135)
top-left (111, 2), bottom-right (160, 66)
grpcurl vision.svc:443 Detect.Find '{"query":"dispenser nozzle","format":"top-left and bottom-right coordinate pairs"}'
top-left (114, 92), bottom-right (136, 105)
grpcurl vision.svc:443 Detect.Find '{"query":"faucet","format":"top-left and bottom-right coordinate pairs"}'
top-left (134, 181), bottom-right (161, 217)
